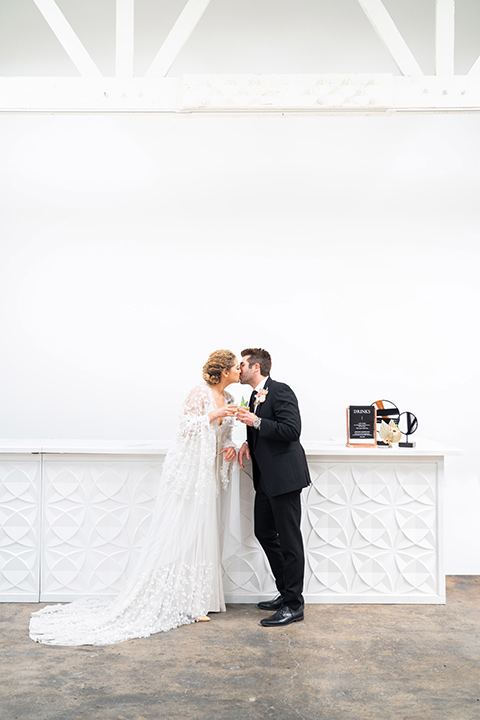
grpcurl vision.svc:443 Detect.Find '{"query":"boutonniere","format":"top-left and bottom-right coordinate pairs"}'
top-left (254, 389), bottom-right (269, 406)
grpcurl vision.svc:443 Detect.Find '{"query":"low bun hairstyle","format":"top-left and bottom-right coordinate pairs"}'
top-left (202, 349), bottom-right (236, 385)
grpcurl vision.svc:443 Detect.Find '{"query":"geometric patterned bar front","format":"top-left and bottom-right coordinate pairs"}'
top-left (0, 455), bottom-right (41, 601)
top-left (223, 459), bottom-right (444, 604)
top-left (303, 460), bottom-right (442, 602)
top-left (41, 455), bottom-right (162, 600)
top-left (0, 452), bottom-right (445, 604)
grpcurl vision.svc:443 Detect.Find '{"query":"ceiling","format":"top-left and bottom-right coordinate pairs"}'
top-left (0, 0), bottom-right (479, 78)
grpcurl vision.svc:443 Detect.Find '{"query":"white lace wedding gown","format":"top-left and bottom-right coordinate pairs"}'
top-left (29, 384), bottom-right (235, 645)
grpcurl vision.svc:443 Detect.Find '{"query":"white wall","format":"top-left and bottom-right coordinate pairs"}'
top-left (1, 111), bottom-right (479, 572)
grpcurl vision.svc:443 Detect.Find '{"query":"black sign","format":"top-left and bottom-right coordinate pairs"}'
top-left (347, 405), bottom-right (377, 447)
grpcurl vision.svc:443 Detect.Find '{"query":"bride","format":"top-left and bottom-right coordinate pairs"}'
top-left (29, 349), bottom-right (240, 645)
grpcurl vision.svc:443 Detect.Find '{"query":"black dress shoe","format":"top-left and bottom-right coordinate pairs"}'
top-left (257, 594), bottom-right (284, 611)
top-left (260, 605), bottom-right (304, 627)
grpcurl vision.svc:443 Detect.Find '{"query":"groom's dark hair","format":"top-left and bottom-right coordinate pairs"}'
top-left (241, 348), bottom-right (272, 377)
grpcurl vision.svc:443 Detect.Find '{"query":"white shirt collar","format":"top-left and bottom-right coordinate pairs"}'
top-left (254, 377), bottom-right (268, 393)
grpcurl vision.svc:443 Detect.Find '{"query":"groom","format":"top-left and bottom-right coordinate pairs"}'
top-left (238, 348), bottom-right (311, 627)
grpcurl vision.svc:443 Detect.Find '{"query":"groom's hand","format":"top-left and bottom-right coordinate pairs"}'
top-left (238, 442), bottom-right (250, 468)
top-left (238, 410), bottom-right (257, 427)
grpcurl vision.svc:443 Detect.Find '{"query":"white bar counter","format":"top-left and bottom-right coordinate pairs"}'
top-left (0, 439), bottom-right (458, 604)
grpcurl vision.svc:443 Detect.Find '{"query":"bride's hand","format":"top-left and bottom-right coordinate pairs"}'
top-left (208, 406), bottom-right (238, 423)
top-left (219, 446), bottom-right (236, 463)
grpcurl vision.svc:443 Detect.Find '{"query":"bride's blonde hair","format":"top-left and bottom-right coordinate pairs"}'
top-left (202, 349), bottom-right (236, 385)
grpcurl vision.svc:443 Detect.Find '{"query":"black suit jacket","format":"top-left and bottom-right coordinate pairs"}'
top-left (247, 377), bottom-right (311, 497)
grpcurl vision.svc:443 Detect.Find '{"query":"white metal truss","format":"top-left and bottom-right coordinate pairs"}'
top-left (1, 0), bottom-right (480, 113)
top-left (145, 0), bottom-right (213, 79)
top-left (31, 0), bottom-right (102, 78)
top-left (356, 0), bottom-right (423, 77)
top-left (435, 0), bottom-right (455, 76)
top-left (115, 0), bottom-right (135, 78)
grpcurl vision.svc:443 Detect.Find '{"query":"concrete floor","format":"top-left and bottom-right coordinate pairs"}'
top-left (1, 577), bottom-right (480, 720)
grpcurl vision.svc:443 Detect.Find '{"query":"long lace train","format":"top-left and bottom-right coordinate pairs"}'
top-left (29, 384), bottom-right (234, 646)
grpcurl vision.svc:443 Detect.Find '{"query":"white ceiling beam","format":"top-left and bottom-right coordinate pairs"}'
top-left (435, 0), bottom-right (455, 76)
top-left (0, 77), bottom-right (179, 111)
top-left (31, 0), bottom-right (102, 78)
top-left (356, 0), bottom-right (423, 76)
top-left (116, 0), bottom-right (135, 77)
top-left (2, 75), bottom-right (480, 113)
top-left (145, 0), bottom-right (212, 78)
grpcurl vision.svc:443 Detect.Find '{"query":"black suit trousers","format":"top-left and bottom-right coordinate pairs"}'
top-left (254, 484), bottom-right (305, 611)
